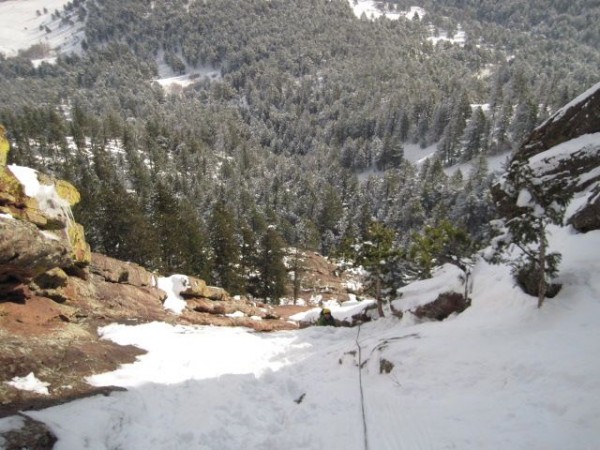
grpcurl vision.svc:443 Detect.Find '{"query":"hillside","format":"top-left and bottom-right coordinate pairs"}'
top-left (0, 72), bottom-right (599, 450)
top-left (0, 1), bottom-right (599, 446)
top-left (0, 0), bottom-right (598, 291)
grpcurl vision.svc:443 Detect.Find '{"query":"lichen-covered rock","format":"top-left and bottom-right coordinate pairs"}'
top-left (178, 276), bottom-right (208, 298)
top-left (0, 124), bottom-right (8, 168)
top-left (0, 167), bottom-right (27, 210)
top-left (67, 222), bottom-right (92, 265)
top-left (38, 174), bottom-right (81, 206)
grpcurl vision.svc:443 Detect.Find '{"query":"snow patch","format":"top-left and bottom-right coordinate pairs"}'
top-left (5, 372), bottom-right (50, 395)
top-left (7, 164), bottom-right (72, 222)
top-left (157, 275), bottom-right (189, 314)
top-left (348, 1), bottom-right (425, 21)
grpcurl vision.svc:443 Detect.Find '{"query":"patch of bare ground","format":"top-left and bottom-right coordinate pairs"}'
top-left (0, 316), bottom-right (143, 418)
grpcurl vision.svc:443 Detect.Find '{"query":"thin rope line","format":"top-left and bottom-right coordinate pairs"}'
top-left (356, 322), bottom-right (369, 450)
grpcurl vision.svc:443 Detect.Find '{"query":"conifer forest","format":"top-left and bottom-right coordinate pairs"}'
top-left (1, 0), bottom-right (598, 301)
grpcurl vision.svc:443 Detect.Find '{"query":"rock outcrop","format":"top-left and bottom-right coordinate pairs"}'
top-left (283, 250), bottom-right (361, 304)
top-left (493, 82), bottom-right (600, 232)
top-left (518, 83), bottom-right (600, 161)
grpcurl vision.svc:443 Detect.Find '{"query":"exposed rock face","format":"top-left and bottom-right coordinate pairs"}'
top-left (284, 250), bottom-right (361, 304)
top-left (568, 188), bottom-right (600, 232)
top-left (0, 167), bottom-right (91, 278)
top-left (0, 140), bottom-right (91, 299)
top-left (90, 253), bottom-right (156, 287)
top-left (0, 217), bottom-right (72, 287)
top-left (493, 82), bottom-right (600, 232)
top-left (519, 83), bottom-right (600, 160)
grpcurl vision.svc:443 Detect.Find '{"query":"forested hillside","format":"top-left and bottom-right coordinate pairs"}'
top-left (1, 0), bottom-right (598, 301)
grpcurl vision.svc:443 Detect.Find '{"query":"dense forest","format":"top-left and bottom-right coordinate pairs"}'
top-left (1, 0), bottom-right (598, 302)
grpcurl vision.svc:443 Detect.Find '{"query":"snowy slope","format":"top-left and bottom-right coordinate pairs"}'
top-left (2, 79), bottom-right (599, 449)
top-left (0, 0), bottom-right (83, 58)
top-left (0, 219), bottom-right (594, 449)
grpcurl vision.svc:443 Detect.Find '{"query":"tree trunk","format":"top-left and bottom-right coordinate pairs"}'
top-left (537, 222), bottom-right (547, 309)
top-left (376, 276), bottom-right (385, 318)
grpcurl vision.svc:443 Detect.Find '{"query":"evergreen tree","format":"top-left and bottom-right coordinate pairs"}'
top-left (462, 107), bottom-right (489, 161)
top-left (256, 226), bottom-right (287, 304)
top-left (209, 200), bottom-right (244, 294)
top-left (489, 159), bottom-right (572, 307)
top-left (408, 220), bottom-right (472, 279)
top-left (356, 221), bottom-right (399, 318)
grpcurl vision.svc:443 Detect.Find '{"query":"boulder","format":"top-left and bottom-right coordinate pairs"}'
top-left (185, 296), bottom-right (269, 318)
top-left (413, 292), bottom-right (470, 321)
top-left (178, 276), bottom-right (208, 298)
top-left (0, 216), bottom-right (73, 285)
top-left (201, 285), bottom-right (228, 301)
top-left (0, 416), bottom-right (57, 450)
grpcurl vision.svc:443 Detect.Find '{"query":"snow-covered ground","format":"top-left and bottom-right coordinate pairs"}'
top-left (427, 25), bottom-right (467, 47)
top-left (348, 1), bottom-right (426, 21)
top-left (154, 60), bottom-right (221, 92)
top-left (0, 0), bottom-right (83, 58)
top-left (1, 217), bottom-right (598, 449)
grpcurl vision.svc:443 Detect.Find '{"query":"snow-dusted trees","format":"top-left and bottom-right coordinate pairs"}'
top-left (2, 0), bottom-right (598, 301)
top-left (209, 200), bottom-right (244, 294)
top-left (356, 221), bottom-right (400, 317)
top-left (255, 226), bottom-right (287, 304)
top-left (489, 159), bottom-right (572, 307)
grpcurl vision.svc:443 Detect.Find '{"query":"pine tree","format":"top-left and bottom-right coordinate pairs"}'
top-left (209, 200), bottom-right (244, 294)
top-left (489, 159), bottom-right (572, 307)
top-left (462, 107), bottom-right (488, 161)
top-left (256, 226), bottom-right (287, 304)
top-left (408, 220), bottom-right (472, 279)
top-left (356, 221), bottom-right (399, 318)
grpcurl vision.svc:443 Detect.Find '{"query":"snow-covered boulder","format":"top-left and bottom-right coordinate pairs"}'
top-left (392, 264), bottom-right (470, 321)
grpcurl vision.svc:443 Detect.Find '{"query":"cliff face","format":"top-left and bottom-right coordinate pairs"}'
top-left (493, 82), bottom-right (600, 232)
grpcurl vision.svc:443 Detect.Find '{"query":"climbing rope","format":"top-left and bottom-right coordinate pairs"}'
top-left (355, 322), bottom-right (369, 450)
